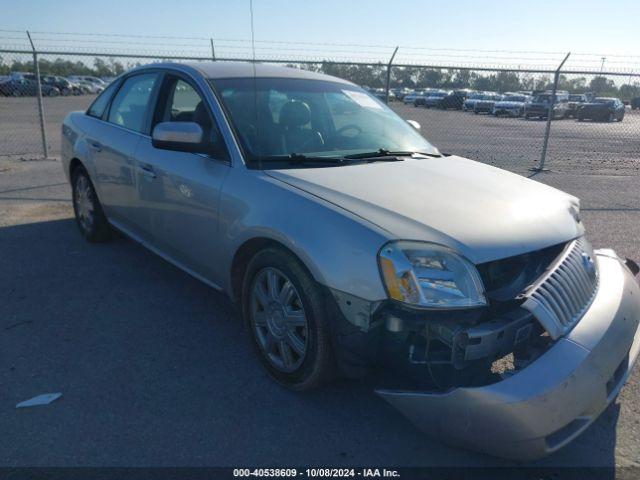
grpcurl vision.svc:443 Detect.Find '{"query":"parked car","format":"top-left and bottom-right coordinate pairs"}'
top-left (66, 80), bottom-right (88, 95)
top-left (419, 90), bottom-right (448, 108)
top-left (0, 78), bottom-right (60, 96)
top-left (392, 87), bottom-right (412, 101)
top-left (68, 75), bottom-right (107, 88)
top-left (76, 80), bottom-right (104, 94)
top-left (630, 96), bottom-right (640, 110)
top-left (577, 97), bottom-right (625, 122)
top-left (61, 61), bottom-right (640, 461)
top-left (473, 93), bottom-right (503, 114)
top-left (492, 94), bottom-right (530, 117)
top-left (41, 75), bottom-right (80, 96)
top-left (402, 89), bottom-right (424, 105)
top-left (566, 94), bottom-right (588, 118)
top-left (371, 88), bottom-right (395, 102)
top-left (462, 92), bottom-right (488, 111)
top-left (438, 89), bottom-right (474, 110)
top-left (411, 90), bottom-right (433, 106)
top-left (524, 91), bottom-right (570, 119)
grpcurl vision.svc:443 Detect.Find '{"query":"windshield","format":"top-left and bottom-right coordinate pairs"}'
top-left (429, 92), bottom-right (447, 98)
top-left (503, 95), bottom-right (526, 102)
top-left (594, 98), bottom-right (614, 105)
top-left (569, 95), bottom-right (583, 101)
top-left (211, 77), bottom-right (438, 165)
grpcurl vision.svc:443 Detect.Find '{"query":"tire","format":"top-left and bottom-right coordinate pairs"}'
top-left (71, 166), bottom-right (111, 242)
top-left (12, 90), bottom-right (20, 97)
top-left (242, 247), bottom-right (335, 391)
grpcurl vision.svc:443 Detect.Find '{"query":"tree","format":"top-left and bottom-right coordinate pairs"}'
top-left (589, 76), bottom-right (616, 95)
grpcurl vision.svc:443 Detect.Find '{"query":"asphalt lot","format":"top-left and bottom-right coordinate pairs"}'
top-left (1, 156), bottom-right (640, 469)
top-left (1, 93), bottom-right (640, 469)
top-left (1, 95), bottom-right (639, 176)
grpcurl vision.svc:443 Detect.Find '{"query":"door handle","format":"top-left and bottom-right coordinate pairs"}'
top-left (138, 163), bottom-right (157, 179)
top-left (88, 140), bottom-right (102, 152)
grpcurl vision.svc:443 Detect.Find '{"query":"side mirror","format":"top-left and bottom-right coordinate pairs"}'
top-left (406, 119), bottom-right (421, 130)
top-left (152, 122), bottom-right (208, 153)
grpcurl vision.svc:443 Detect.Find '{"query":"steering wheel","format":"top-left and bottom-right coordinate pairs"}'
top-left (335, 124), bottom-right (363, 136)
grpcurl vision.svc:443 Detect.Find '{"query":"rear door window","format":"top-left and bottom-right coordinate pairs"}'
top-left (87, 80), bottom-right (121, 119)
top-left (107, 73), bottom-right (159, 133)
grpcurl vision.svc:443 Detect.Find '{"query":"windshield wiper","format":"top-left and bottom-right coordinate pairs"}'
top-left (253, 153), bottom-right (346, 164)
top-left (344, 148), bottom-right (441, 160)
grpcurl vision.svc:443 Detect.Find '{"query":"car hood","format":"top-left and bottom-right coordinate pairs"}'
top-left (265, 156), bottom-right (582, 264)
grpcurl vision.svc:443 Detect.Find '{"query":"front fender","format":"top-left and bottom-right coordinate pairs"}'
top-left (217, 169), bottom-right (392, 302)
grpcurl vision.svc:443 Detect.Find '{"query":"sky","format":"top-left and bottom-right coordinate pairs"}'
top-left (3, 0), bottom-right (640, 70)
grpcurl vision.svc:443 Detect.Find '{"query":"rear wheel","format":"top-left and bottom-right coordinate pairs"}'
top-left (72, 166), bottom-right (111, 242)
top-left (242, 247), bottom-right (335, 390)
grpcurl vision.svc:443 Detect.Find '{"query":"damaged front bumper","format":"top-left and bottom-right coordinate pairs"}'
top-left (376, 251), bottom-right (640, 460)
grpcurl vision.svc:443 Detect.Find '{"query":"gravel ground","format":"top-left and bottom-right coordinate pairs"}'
top-left (1, 156), bottom-right (639, 469)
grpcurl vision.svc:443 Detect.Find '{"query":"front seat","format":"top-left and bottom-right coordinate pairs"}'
top-left (278, 101), bottom-right (323, 153)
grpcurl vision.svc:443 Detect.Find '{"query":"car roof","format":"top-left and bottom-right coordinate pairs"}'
top-left (133, 61), bottom-right (354, 85)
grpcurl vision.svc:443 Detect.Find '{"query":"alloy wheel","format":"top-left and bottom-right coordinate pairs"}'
top-left (250, 267), bottom-right (309, 373)
top-left (74, 174), bottom-right (95, 233)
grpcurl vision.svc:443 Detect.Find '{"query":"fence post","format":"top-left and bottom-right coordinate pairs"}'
top-left (533, 52), bottom-right (570, 172)
top-left (210, 38), bottom-right (216, 61)
top-left (26, 31), bottom-right (48, 159)
top-left (385, 46), bottom-right (398, 104)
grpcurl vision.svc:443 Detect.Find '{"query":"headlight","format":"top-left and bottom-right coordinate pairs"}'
top-left (378, 241), bottom-right (487, 309)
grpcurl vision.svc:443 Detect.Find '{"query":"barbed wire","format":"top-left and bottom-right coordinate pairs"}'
top-left (1, 29), bottom-right (639, 75)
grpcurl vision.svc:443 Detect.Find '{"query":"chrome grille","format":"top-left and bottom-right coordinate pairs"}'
top-left (521, 238), bottom-right (599, 339)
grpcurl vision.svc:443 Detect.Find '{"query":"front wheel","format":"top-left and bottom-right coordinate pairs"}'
top-left (242, 247), bottom-right (335, 390)
top-left (72, 166), bottom-right (111, 242)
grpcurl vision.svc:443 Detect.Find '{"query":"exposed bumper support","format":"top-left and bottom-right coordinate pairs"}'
top-left (377, 252), bottom-right (640, 460)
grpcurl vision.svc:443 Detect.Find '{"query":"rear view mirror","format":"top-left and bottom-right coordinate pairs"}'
top-left (152, 122), bottom-right (208, 153)
top-left (406, 119), bottom-right (421, 130)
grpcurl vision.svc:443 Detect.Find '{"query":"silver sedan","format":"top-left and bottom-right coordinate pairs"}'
top-left (61, 62), bottom-right (640, 460)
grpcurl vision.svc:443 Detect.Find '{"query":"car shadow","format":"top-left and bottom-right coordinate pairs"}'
top-left (0, 218), bottom-right (626, 470)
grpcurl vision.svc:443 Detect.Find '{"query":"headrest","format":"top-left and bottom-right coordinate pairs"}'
top-left (193, 101), bottom-right (211, 126)
top-left (279, 101), bottom-right (311, 128)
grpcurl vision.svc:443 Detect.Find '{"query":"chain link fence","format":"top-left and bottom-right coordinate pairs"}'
top-left (1, 31), bottom-right (639, 176)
